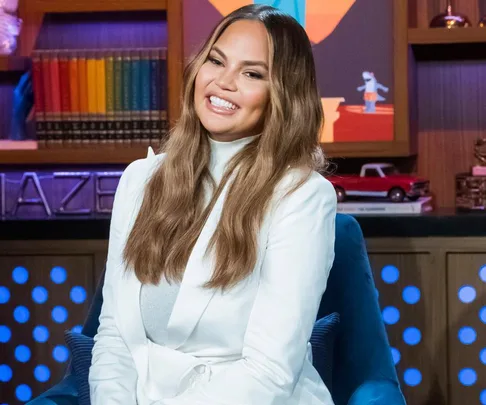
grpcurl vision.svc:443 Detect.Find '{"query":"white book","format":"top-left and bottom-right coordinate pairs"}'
top-left (337, 196), bottom-right (433, 215)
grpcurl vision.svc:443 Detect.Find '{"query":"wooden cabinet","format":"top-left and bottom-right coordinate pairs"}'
top-left (368, 252), bottom-right (447, 405)
top-left (367, 237), bottom-right (486, 405)
top-left (0, 240), bottom-right (107, 404)
top-left (2, 235), bottom-right (486, 404)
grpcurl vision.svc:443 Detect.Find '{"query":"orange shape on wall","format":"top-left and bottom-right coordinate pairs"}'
top-left (207, 0), bottom-right (356, 44)
top-left (208, 0), bottom-right (251, 19)
top-left (306, 0), bottom-right (355, 43)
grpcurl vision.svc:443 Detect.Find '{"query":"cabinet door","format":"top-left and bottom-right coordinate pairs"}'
top-left (0, 254), bottom-right (94, 405)
top-left (447, 253), bottom-right (486, 405)
top-left (368, 252), bottom-right (447, 405)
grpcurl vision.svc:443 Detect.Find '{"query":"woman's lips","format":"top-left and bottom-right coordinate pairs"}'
top-left (205, 97), bottom-right (239, 116)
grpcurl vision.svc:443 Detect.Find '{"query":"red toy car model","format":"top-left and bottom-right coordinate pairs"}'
top-left (327, 163), bottom-right (430, 203)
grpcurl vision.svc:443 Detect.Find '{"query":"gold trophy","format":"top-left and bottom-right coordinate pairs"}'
top-left (429, 0), bottom-right (471, 28)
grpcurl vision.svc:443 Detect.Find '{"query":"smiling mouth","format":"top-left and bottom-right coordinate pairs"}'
top-left (208, 95), bottom-right (239, 111)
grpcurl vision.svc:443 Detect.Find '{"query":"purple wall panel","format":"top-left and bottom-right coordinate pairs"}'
top-left (35, 11), bottom-right (167, 50)
top-left (0, 83), bottom-right (15, 141)
top-left (417, 60), bottom-right (486, 132)
top-left (0, 73), bottom-right (26, 141)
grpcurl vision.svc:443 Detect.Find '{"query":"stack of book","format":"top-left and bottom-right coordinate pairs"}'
top-left (31, 48), bottom-right (168, 148)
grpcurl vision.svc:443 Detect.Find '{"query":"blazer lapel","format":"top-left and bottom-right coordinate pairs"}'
top-left (166, 177), bottom-right (233, 349)
top-left (115, 266), bottom-right (150, 384)
top-left (114, 147), bottom-right (158, 383)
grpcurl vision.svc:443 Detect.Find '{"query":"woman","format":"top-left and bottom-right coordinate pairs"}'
top-left (89, 4), bottom-right (337, 405)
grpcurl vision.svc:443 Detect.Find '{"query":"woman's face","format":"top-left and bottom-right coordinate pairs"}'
top-left (194, 20), bottom-right (270, 142)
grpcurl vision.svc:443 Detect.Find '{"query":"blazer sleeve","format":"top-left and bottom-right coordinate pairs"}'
top-left (161, 173), bottom-right (337, 405)
top-left (89, 163), bottom-right (139, 405)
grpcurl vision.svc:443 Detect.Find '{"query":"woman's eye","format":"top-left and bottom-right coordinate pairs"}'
top-left (245, 71), bottom-right (263, 79)
top-left (208, 57), bottom-right (222, 66)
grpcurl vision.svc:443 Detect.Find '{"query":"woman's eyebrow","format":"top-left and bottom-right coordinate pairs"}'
top-left (212, 46), bottom-right (268, 70)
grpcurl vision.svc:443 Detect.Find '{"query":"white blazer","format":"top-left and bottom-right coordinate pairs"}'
top-left (88, 148), bottom-right (337, 405)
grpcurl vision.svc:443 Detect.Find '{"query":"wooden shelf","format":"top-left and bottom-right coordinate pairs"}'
top-left (29, 0), bottom-right (168, 13)
top-left (408, 28), bottom-right (486, 45)
top-left (0, 56), bottom-right (31, 72)
top-left (0, 146), bottom-right (151, 164)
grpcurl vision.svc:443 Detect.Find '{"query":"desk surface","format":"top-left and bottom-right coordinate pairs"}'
top-left (1, 209), bottom-right (486, 240)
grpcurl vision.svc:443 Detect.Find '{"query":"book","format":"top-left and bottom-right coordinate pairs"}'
top-left (30, 47), bottom-right (168, 148)
top-left (31, 51), bottom-right (46, 148)
top-left (105, 50), bottom-right (115, 145)
top-left (337, 196), bottom-right (434, 215)
top-left (68, 50), bottom-right (81, 147)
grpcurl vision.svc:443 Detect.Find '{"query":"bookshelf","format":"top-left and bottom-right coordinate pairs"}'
top-left (408, 27), bottom-right (486, 45)
top-left (0, 146), bottom-right (150, 164)
top-left (408, 28), bottom-right (486, 61)
top-left (3, 0), bottom-right (183, 164)
top-left (0, 56), bottom-right (31, 72)
top-left (406, 0), bottom-right (486, 210)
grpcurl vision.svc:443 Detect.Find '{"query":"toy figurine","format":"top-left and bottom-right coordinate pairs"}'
top-left (327, 163), bottom-right (430, 203)
top-left (356, 71), bottom-right (389, 113)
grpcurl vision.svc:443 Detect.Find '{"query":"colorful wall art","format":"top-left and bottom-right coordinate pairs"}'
top-left (185, 0), bottom-right (395, 144)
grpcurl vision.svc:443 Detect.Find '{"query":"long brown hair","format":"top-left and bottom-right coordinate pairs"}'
top-left (123, 4), bottom-right (327, 290)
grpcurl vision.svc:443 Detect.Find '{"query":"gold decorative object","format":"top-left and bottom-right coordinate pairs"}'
top-left (456, 174), bottom-right (486, 211)
top-left (455, 139), bottom-right (486, 211)
top-left (430, 0), bottom-right (471, 28)
top-left (479, 16), bottom-right (486, 28)
top-left (473, 138), bottom-right (486, 176)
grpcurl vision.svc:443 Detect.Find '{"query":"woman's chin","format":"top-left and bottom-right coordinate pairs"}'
top-left (201, 120), bottom-right (235, 136)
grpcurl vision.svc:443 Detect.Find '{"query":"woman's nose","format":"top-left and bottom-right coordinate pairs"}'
top-left (215, 69), bottom-right (237, 92)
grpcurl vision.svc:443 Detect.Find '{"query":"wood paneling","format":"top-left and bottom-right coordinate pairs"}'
top-left (408, 0), bottom-right (486, 209)
top-left (167, 0), bottom-right (183, 128)
top-left (368, 251), bottom-right (448, 405)
top-left (0, 57), bottom-right (31, 72)
top-left (17, 0), bottom-right (44, 57)
top-left (0, 145), bottom-right (151, 165)
top-left (409, 27), bottom-right (486, 44)
top-left (447, 253), bottom-right (486, 405)
top-left (416, 60), bottom-right (486, 208)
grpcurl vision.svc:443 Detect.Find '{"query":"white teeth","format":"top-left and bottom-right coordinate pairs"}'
top-left (209, 96), bottom-right (237, 110)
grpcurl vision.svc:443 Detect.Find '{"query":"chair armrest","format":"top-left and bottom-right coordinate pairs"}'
top-left (27, 397), bottom-right (78, 405)
top-left (27, 374), bottom-right (79, 405)
top-left (347, 380), bottom-right (407, 405)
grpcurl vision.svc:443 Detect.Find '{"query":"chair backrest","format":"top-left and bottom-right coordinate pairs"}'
top-left (317, 213), bottom-right (401, 405)
top-left (81, 271), bottom-right (105, 339)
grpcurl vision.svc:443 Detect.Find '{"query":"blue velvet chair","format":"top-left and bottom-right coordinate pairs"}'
top-left (27, 213), bottom-right (406, 405)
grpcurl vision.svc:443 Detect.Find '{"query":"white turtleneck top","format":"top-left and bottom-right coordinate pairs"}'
top-left (140, 134), bottom-right (257, 345)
